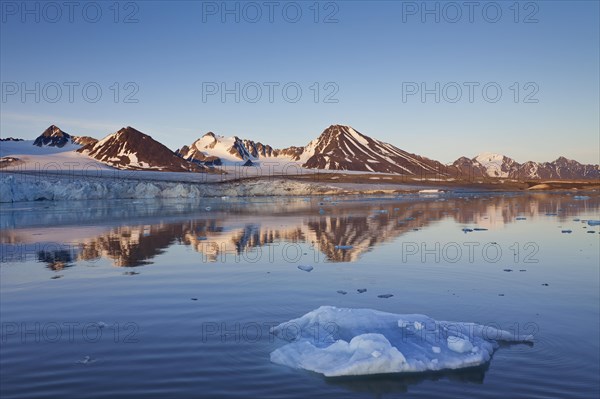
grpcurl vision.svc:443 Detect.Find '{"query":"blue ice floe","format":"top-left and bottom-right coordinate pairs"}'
top-left (270, 306), bottom-right (533, 377)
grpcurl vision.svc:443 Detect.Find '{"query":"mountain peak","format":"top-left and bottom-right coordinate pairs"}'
top-left (315, 125), bottom-right (369, 145)
top-left (41, 124), bottom-right (68, 136)
top-left (34, 125), bottom-right (72, 147)
top-left (45, 124), bottom-right (61, 132)
top-left (554, 156), bottom-right (574, 163)
top-left (326, 123), bottom-right (351, 130)
top-left (321, 124), bottom-right (353, 136)
top-left (474, 152), bottom-right (509, 161)
top-left (116, 126), bottom-right (143, 136)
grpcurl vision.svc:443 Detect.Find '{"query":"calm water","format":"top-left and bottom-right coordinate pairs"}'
top-left (1, 192), bottom-right (599, 398)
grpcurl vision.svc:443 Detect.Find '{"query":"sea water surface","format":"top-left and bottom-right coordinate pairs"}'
top-left (1, 192), bottom-right (599, 398)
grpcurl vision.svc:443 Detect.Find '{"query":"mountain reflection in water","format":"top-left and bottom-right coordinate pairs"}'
top-left (1, 193), bottom-right (598, 268)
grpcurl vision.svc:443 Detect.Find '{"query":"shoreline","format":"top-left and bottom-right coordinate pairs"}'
top-left (1, 171), bottom-right (598, 203)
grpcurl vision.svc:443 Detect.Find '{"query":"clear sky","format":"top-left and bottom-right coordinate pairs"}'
top-left (1, 0), bottom-right (598, 164)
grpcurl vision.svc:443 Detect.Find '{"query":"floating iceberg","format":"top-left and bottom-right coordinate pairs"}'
top-left (270, 306), bottom-right (533, 377)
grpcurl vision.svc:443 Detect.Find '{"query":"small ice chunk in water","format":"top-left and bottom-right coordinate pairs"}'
top-left (573, 195), bottom-right (590, 200)
top-left (357, 288), bottom-right (367, 293)
top-left (516, 217), bottom-right (527, 220)
top-left (337, 290), bottom-right (348, 295)
top-left (77, 356), bottom-right (96, 365)
top-left (297, 265), bottom-right (314, 272)
top-left (378, 294), bottom-right (394, 299)
top-left (473, 228), bottom-right (488, 231)
top-left (270, 306), bottom-right (533, 377)
top-left (447, 336), bottom-right (473, 353)
top-left (335, 245), bottom-right (353, 250)
top-left (587, 220), bottom-right (600, 226)
top-left (561, 230), bottom-right (572, 234)
top-left (462, 228), bottom-right (473, 233)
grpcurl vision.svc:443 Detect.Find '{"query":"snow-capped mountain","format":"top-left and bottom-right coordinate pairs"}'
top-left (297, 125), bottom-right (447, 175)
top-left (78, 126), bottom-right (203, 172)
top-left (452, 153), bottom-right (600, 180)
top-left (471, 152), bottom-right (521, 178)
top-left (32, 125), bottom-right (97, 148)
top-left (5, 123), bottom-right (598, 180)
top-left (33, 125), bottom-right (73, 147)
top-left (177, 132), bottom-right (280, 166)
top-left (72, 135), bottom-right (98, 146)
top-left (178, 125), bottom-right (449, 176)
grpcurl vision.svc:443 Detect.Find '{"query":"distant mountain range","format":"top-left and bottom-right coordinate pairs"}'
top-left (5, 124), bottom-right (598, 180)
top-left (176, 124), bottom-right (599, 180)
top-left (453, 152), bottom-right (599, 180)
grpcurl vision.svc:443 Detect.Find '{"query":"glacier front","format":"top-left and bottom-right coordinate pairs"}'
top-left (270, 306), bottom-right (533, 377)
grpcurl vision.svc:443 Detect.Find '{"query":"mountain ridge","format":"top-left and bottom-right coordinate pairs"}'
top-left (17, 124), bottom-right (600, 180)
top-left (453, 152), bottom-right (599, 180)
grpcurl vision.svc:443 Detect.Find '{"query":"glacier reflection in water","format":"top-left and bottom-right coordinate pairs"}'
top-left (1, 192), bottom-right (599, 269)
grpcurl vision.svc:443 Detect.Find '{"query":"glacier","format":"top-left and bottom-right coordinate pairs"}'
top-left (0, 174), bottom-right (341, 203)
top-left (270, 306), bottom-right (533, 377)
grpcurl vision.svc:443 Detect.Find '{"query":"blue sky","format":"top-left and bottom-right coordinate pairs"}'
top-left (1, 0), bottom-right (598, 164)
